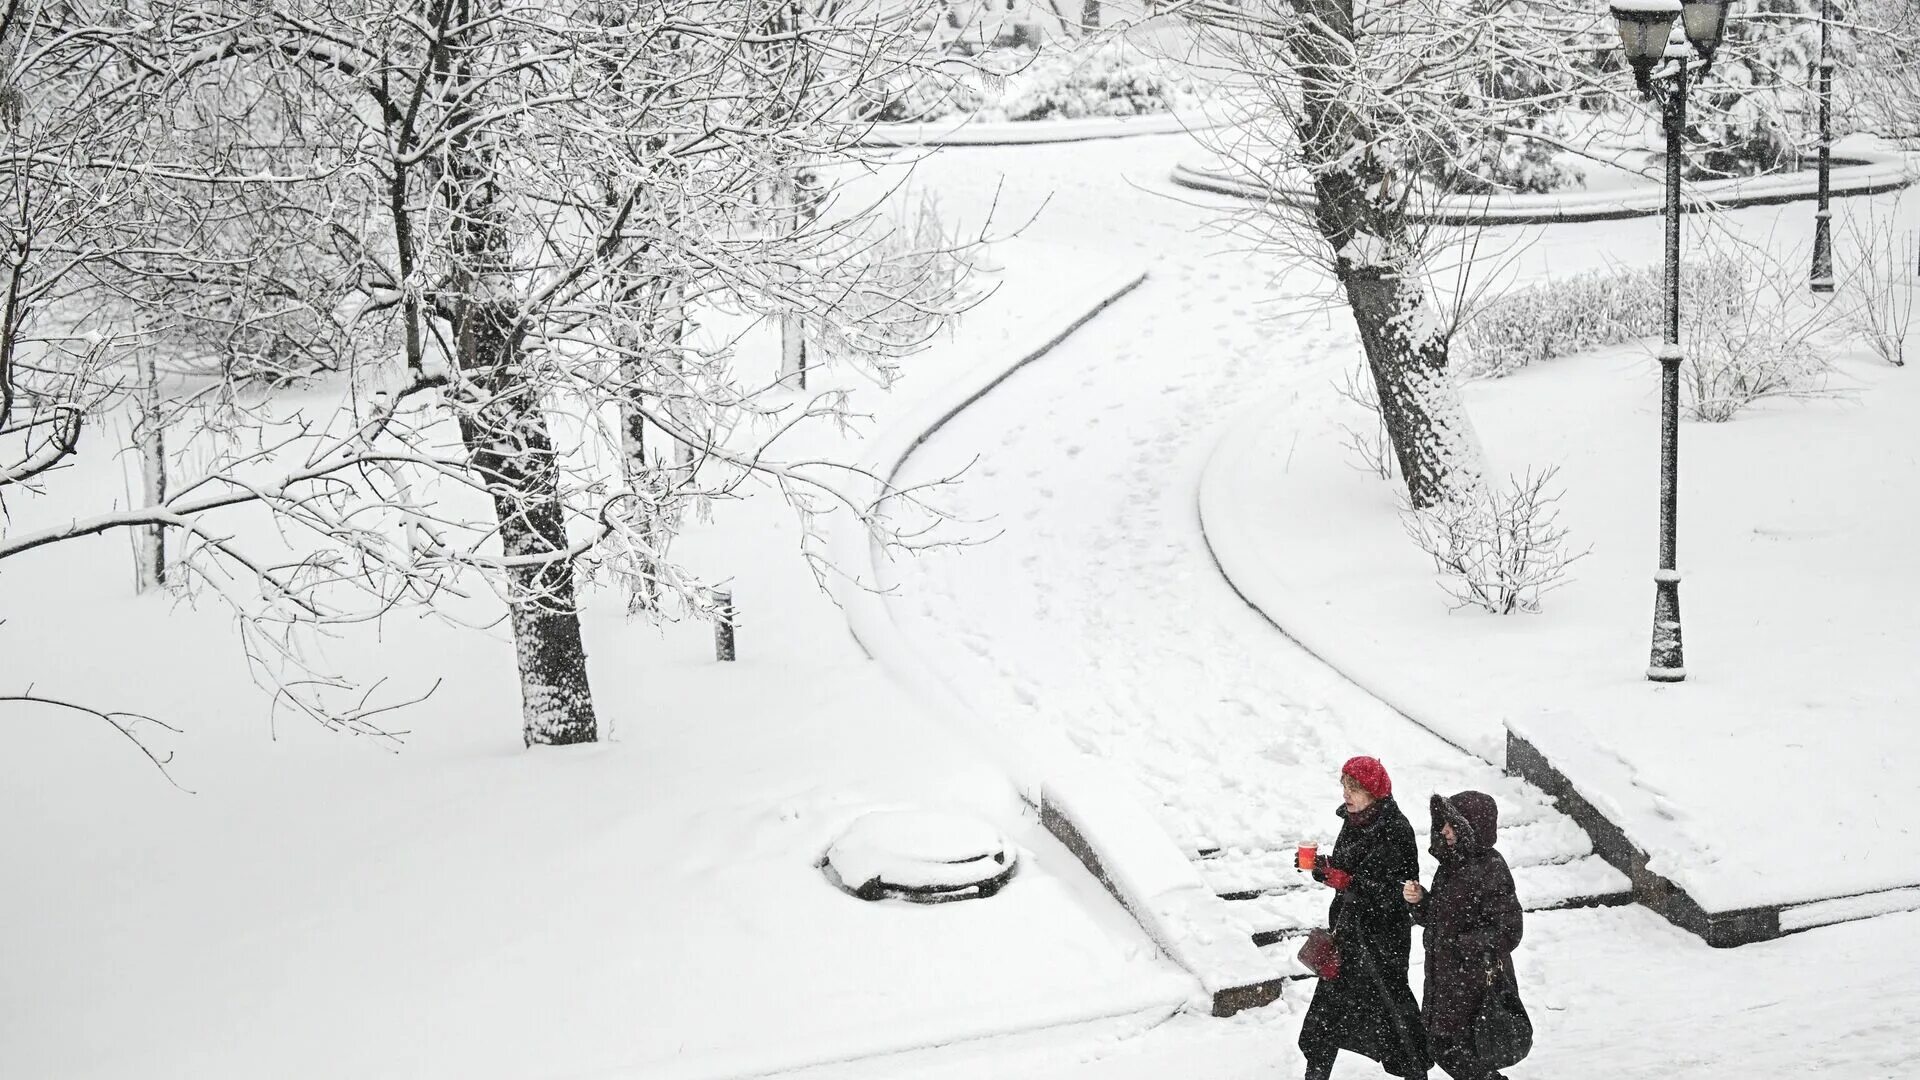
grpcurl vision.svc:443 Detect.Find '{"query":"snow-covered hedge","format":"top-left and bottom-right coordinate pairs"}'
top-left (858, 41), bottom-right (1205, 124)
top-left (1456, 257), bottom-right (1747, 379)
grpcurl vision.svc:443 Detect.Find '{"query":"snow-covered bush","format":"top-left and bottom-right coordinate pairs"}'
top-left (1399, 10), bottom-right (1590, 196)
top-left (993, 42), bottom-right (1201, 121)
top-left (1456, 257), bottom-right (1746, 379)
top-left (860, 68), bottom-right (992, 123)
top-left (1401, 467), bottom-right (1589, 615)
top-left (1837, 212), bottom-right (1916, 367)
top-left (1681, 266), bottom-right (1836, 421)
top-left (1687, 0), bottom-right (1824, 178)
top-left (1415, 127), bottom-right (1583, 196)
top-left (857, 40), bottom-right (1203, 124)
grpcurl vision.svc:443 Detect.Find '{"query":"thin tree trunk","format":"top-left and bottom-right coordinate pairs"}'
top-left (1293, 0), bottom-right (1484, 509)
top-left (617, 280), bottom-right (683, 615)
top-left (776, 172), bottom-right (809, 390)
top-left (135, 351), bottom-right (166, 591)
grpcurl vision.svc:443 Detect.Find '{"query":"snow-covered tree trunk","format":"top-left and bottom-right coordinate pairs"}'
top-left (456, 303), bottom-right (599, 746)
top-left (1294, 0), bottom-right (1484, 509)
top-left (134, 351), bottom-right (166, 592)
top-left (1334, 256), bottom-right (1485, 508)
top-left (442, 20), bottom-right (596, 748)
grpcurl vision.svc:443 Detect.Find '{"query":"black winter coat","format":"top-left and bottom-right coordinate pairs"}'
top-left (1411, 791), bottom-right (1526, 1042)
top-left (1298, 796), bottom-right (1432, 1077)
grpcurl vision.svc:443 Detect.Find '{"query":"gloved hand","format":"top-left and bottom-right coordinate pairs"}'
top-left (1312, 855), bottom-right (1350, 891)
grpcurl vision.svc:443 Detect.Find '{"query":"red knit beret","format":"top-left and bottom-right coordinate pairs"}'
top-left (1342, 755), bottom-right (1392, 799)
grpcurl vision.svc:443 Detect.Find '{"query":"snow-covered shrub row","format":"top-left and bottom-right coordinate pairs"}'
top-left (1456, 257), bottom-right (1747, 380)
top-left (856, 40), bottom-right (1205, 124)
top-left (1400, 467), bottom-right (1589, 615)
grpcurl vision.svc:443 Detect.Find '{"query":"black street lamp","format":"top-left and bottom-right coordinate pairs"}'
top-left (1610, 0), bottom-right (1732, 683)
top-left (1810, 0), bottom-right (1836, 292)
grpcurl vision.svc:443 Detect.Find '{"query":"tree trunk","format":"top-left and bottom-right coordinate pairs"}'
top-left (1292, 0), bottom-right (1484, 509)
top-left (457, 308), bottom-right (599, 746)
top-left (617, 280), bottom-right (683, 616)
top-left (443, 52), bottom-right (598, 746)
top-left (1335, 263), bottom-right (1483, 509)
top-left (135, 351), bottom-right (166, 591)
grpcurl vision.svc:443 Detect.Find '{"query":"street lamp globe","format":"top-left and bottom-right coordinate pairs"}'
top-left (1611, 0), bottom-right (1683, 90)
top-left (1680, 0), bottom-right (1732, 61)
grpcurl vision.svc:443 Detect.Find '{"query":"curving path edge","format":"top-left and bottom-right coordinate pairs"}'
top-left (857, 108), bottom-right (1225, 148)
top-left (1171, 148), bottom-right (1914, 224)
top-left (825, 267), bottom-right (1290, 1018)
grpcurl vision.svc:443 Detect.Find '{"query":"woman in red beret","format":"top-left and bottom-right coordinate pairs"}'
top-left (1298, 756), bottom-right (1432, 1080)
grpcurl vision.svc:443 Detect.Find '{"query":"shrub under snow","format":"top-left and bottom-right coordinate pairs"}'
top-left (1401, 467), bottom-right (1588, 615)
top-left (1456, 256), bottom-right (1747, 380)
top-left (857, 40), bottom-right (1205, 125)
top-left (1680, 263), bottom-right (1837, 422)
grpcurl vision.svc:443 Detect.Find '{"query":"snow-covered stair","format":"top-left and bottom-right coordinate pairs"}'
top-left (1198, 794), bottom-right (1633, 974)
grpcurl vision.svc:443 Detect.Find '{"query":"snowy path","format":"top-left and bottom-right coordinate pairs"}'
top-left (881, 140), bottom-right (1586, 870)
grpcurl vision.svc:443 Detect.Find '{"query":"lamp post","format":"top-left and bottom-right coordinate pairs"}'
top-left (1810, 0), bottom-right (1835, 292)
top-left (1610, 0), bottom-right (1732, 683)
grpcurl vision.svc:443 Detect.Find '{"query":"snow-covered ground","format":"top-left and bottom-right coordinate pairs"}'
top-left (0, 160), bottom-right (1195, 1078)
top-left (8, 119), bottom-right (1920, 1080)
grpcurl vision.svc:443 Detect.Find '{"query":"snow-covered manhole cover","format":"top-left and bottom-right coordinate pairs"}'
top-left (821, 809), bottom-right (1018, 903)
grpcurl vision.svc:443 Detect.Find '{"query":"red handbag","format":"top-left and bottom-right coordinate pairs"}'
top-left (1297, 926), bottom-right (1341, 979)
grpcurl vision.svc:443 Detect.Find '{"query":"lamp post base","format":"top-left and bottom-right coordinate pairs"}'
top-left (1648, 570), bottom-right (1686, 682)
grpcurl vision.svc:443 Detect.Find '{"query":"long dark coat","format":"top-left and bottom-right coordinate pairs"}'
top-left (1298, 796), bottom-right (1432, 1078)
top-left (1412, 791), bottom-right (1526, 1044)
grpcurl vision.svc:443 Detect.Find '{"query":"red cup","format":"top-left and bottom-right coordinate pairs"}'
top-left (1296, 843), bottom-right (1318, 871)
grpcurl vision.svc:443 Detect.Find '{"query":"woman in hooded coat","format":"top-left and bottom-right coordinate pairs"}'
top-left (1403, 791), bottom-right (1526, 1080)
top-left (1297, 756), bottom-right (1432, 1080)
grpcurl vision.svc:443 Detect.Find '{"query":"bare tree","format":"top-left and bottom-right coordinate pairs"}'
top-left (2, 0), bottom-right (986, 748)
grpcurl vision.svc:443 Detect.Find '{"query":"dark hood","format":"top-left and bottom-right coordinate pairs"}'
top-left (1430, 791), bottom-right (1499, 858)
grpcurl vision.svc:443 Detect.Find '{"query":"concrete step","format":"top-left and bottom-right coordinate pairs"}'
top-left (1225, 853), bottom-right (1633, 946)
top-left (1197, 815), bottom-right (1604, 901)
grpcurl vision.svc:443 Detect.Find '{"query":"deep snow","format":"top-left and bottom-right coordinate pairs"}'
top-left (7, 117), bottom-right (1920, 1080)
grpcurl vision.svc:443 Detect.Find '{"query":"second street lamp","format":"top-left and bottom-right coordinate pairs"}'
top-left (1609, 0), bottom-right (1732, 683)
top-left (1811, 0), bottom-right (1836, 292)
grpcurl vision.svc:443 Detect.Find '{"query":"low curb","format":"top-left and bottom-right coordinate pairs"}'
top-left (826, 267), bottom-right (1286, 1018)
top-left (1197, 387), bottom-right (1920, 947)
top-left (1171, 148), bottom-right (1914, 224)
top-left (857, 108), bottom-right (1223, 148)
